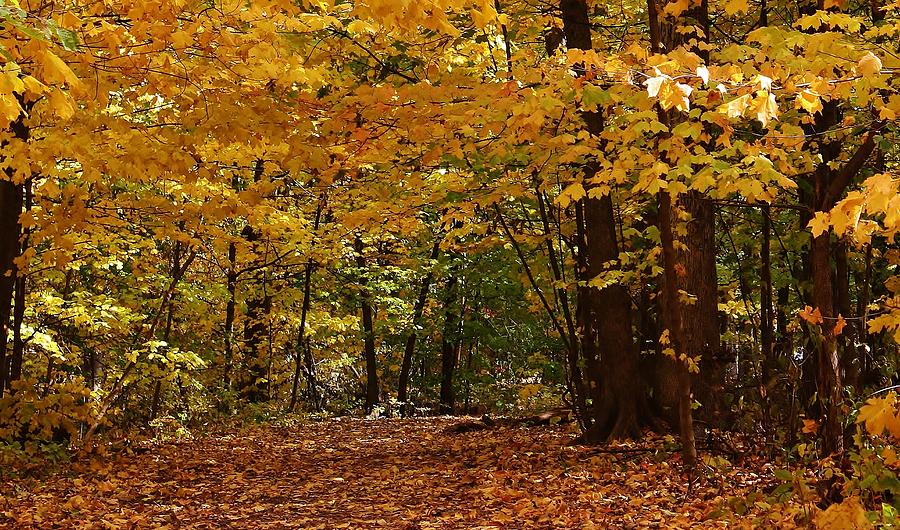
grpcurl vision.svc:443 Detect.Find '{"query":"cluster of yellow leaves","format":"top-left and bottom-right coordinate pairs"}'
top-left (857, 392), bottom-right (900, 440)
top-left (826, 174), bottom-right (900, 243)
top-left (815, 496), bottom-right (872, 530)
top-left (644, 73), bottom-right (693, 112)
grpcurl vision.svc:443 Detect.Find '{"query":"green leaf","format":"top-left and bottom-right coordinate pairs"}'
top-left (52, 25), bottom-right (79, 51)
top-left (582, 84), bottom-right (611, 109)
top-left (774, 468), bottom-right (793, 481)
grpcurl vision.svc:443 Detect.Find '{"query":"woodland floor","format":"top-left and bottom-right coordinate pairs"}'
top-left (0, 418), bottom-right (799, 529)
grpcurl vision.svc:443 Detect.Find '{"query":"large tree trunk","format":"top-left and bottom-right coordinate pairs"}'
top-left (241, 160), bottom-right (271, 403)
top-left (811, 231), bottom-right (842, 454)
top-left (680, 193), bottom-right (722, 426)
top-left (354, 235), bottom-right (379, 413)
top-left (834, 239), bottom-right (857, 392)
top-left (0, 179), bottom-right (21, 394)
top-left (646, 0), bottom-right (706, 466)
top-left (794, 0), bottom-right (877, 457)
top-left (560, 0), bottom-right (653, 443)
top-left (657, 192), bottom-right (698, 468)
top-left (805, 99), bottom-right (874, 454)
top-left (0, 115), bottom-right (28, 395)
top-left (856, 244), bottom-right (873, 387)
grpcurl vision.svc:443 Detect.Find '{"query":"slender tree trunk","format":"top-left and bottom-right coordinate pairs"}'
top-left (290, 197), bottom-right (323, 411)
top-left (151, 241), bottom-right (182, 422)
top-left (303, 341), bottom-right (319, 409)
top-left (242, 280), bottom-right (271, 403)
top-left (760, 205), bottom-right (775, 433)
top-left (439, 275), bottom-right (460, 414)
top-left (9, 178), bottom-right (31, 389)
top-left (223, 241), bottom-right (237, 389)
top-left (857, 244), bottom-right (872, 385)
top-left (354, 235), bottom-right (379, 413)
top-left (811, 232), bottom-right (842, 454)
top-left (398, 240), bottom-right (440, 416)
top-left (289, 257), bottom-right (315, 411)
top-left (536, 186), bottom-right (587, 423)
top-left (84, 248), bottom-right (198, 442)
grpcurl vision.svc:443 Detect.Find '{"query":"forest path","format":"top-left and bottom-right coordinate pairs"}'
top-left (2, 418), bottom-right (771, 529)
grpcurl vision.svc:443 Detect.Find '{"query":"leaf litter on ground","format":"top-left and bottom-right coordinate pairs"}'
top-left (0, 418), bottom-right (808, 528)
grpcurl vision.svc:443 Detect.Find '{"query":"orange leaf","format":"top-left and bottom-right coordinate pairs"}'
top-left (833, 315), bottom-right (847, 337)
top-left (799, 305), bottom-right (823, 325)
top-left (802, 419), bottom-right (819, 434)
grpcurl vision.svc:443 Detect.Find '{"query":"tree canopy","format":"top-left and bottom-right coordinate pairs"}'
top-left (3, 0), bottom-right (900, 526)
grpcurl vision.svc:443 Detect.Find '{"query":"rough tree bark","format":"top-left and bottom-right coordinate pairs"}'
top-left (0, 115), bottom-right (28, 395)
top-left (241, 160), bottom-right (272, 403)
top-left (560, 0), bottom-right (654, 443)
top-left (645, 0), bottom-right (706, 465)
top-left (658, 192), bottom-right (699, 468)
top-left (806, 102), bottom-right (877, 454)
top-left (680, 193), bottom-right (722, 426)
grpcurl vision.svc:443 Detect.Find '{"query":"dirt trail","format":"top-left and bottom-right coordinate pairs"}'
top-left (1, 418), bottom-right (769, 528)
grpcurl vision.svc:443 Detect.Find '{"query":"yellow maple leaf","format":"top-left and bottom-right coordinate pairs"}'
top-left (48, 88), bottom-right (74, 120)
top-left (21, 75), bottom-right (48, 97)
top-left (883, 446), bottom-right (898, 467)
top-left (664, 0), bottom-right (690, 17)
top-left (857, 393), bottom-right (899, 438)
top-left (644, 75), bottom-right (667, 98)
top-left (796, 90), bottom-right (823, 115)
top-left (0, 94), bottom-right (22, 123)
top-left (808, 211), bottom-right (830, 237)
top-left (41, 50), bottom-right (82, 90)
top-left (754, 90), bottom-right (778, 128)
top-left (557, 182), bottom-right (586, 208)
top-left (719, 93), bottom-right (752, 119)
top-left (822, 0), bottom-right (848, 9)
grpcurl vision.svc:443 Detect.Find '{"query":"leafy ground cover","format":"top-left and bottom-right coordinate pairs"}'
top-left (0, 419), bottom-right (800, 529)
